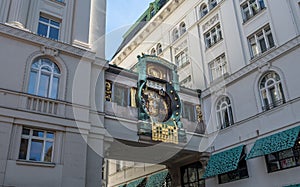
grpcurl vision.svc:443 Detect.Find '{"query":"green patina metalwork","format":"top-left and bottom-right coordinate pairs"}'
top-left (202, 145), bottom-right (244, 179)
top-left (145, 170), bottom-right (168, 187)
top-left (284, 184), bottom-right (300, 187)
top-left (126, 178), bottom-right (145, 187)
top-left (246, 126), bottom-right (300, 160)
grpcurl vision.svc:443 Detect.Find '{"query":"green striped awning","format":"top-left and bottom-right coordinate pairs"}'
top-left (118, 185), bottom-right (126, 187)
top-left (126, 178), bottom-right (145, 187)
top-left (145, 170), bottom-right (168, 187)
top-left (246, 126), bottom-right (300, 160)
top-left (202, 145), bottom-right (244, 178)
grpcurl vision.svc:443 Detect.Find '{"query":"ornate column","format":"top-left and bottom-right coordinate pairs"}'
top-left (7, 0), bottom-right (30, 28)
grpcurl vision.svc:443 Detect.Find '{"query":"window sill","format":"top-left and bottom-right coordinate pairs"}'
top-left (177, 61), bottom-right (190, 70)
top-left (209, 72), bottom-right (230, 85)
top-left (16, 160), bottom-right (56, 168)
top-left (50, 0), bottom-right (66, 6)
top-left (250, 46), bottom-right (277, 62)
top-left (205, 39), bottom-right (223, 51)
top-left (242, 8), bottom-right (266, 25)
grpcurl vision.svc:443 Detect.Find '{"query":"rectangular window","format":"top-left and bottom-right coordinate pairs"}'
top-left (265, 135), bottom-right (300, 172)
top-left (113, 84), bottom-right (129, 107)
top-left (241, 0), bottom-right (265, 22)
top-left (248, 24), bottom-right (275, 58)
top-left (181, 162), bottom-right (205, 187)
top-left (19, 128), bottom-right (54, 162)
top-left (37, 15), bottom-right (60, 40)
top-left (175, 49), bottom-right (189, 68)
top-left (204, 24), bottom-right (222, 48)
top-left (180, 75), bottom-right (192, 87)
top-left (218, 148), bottom-right (249, 184)
top-left (182, 102), bottom-right (195, 121)
top-left (209, 53), bottom-right (227, 81)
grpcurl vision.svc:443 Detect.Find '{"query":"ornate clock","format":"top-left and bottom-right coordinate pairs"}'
top-left (136, 54), bottom-right (186, 144)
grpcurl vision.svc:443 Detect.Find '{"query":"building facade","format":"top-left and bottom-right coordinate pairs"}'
top-left (108, 0), bottom-right (300, 187)
top-left (0, 0), bottom-right (107, 186)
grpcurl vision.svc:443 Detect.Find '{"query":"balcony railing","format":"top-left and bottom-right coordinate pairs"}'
top-left (26, 95), bottom-right (59, 115)
top-left (262, 99), bottom-right (285, 111)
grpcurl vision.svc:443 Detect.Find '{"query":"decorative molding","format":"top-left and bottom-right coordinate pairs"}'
top-left (40, 45), bottom-right (59, 56)
top-left (202, 14), bottom-right (219, 32)
top-left (202, 36), bottom-right (300, 98)
top-left (0, 23), bottom-right (95, 60)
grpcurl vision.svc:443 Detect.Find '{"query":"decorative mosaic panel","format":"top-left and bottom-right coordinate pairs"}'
top-left (246, 126), bottom-right (300, 160)
top-left (202, 145), bottom-right (244, 178)
top-left (145, 170), bottom-right (168, 187)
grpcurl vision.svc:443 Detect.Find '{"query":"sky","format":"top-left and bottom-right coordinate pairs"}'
top-left (105, 0), bottom-right (153, 60)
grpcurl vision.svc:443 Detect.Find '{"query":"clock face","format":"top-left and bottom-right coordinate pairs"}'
top-left (142, 88), bottom-right (171, 122)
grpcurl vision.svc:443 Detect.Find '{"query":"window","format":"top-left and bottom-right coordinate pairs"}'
top-left (37, 15), bottom-right (60, 40)
top-left (241, 0), bottom-right (265, 22)
top-left (209, 54), bottom-right (227, 81)
top-left (175, 49), bottom-right (189, 68)
top-left (55, 0), bottom-right (64, 3)
top-left (218, 148), bottom-right (249, 184)
top-left (209, 0), bottom-right (217, 10)
top-left (157, 43), bottom-right (163, 55)
top-left (259, 71), bottom-right (285, 111)
top-left (150, 48), bottom-right (156, 55)
top-left (216, 97), bottom-right (234, 129)
top-left (204, 24), bottom-right (222, 48)
top-left (200, 4), bottom-right (208, 18)
top-left (182, 102), bottom-right (195, 121)
top-left (173, 28), bottom-right (179, 42)
top-left (162, 173), bottom-right (172, 187)
top-left (113, 84), bottom-right (129, 107)
top-left (28, 58), bottom-right (60, 99)
top-left (19, 127), bottom-right (54, 162)
top-left (180, 22), bottom-right (186, 35)
top-left (248, 25), bottom-right (275, 58)
top-left (181, 162), bottom-right (205, 187)
top-left (265, 134), bottom-right (300, 173)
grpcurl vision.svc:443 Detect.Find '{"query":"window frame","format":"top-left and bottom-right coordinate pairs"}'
top-left (175, 48), bottom-right (189, 68)
top-left (28, 58), bottom-right (61, 99)
top-left (265, 133), bottom-right (300, 173)
top-left (209, 0), bottom-right (218, 10)
top-left (216, 97), bottom-right (234, 129)
top-left (179, 22), bottom-right (187, 35)
top-left (157, 43), bottom-right (163, 55)
top-left (182, 102), bottom-right (196, 121)
top-left (200, 3), bottom-right (208, 18)
top-left (241, 0), bottom-right (266, 23)
top-left (181, 162), bottom-right (205, 187)
top-left (18, 127), bottom-right (55, 163)
top-left (204, 24), bottom-right (223, 49)
top-left (209, 53), bottom-right (227, 81)
top-left (259, 71), bottom-right (285, 111)
top-left (113, 84), bottom-right (129, 107)
top-left (172, 28), bottom-right (179, 42)
top-left (37, 15), bottom-right (61, 40)
top-left (248, 25), bottom-right (275, 58)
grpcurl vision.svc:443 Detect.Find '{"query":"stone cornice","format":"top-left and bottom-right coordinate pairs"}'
top-left (0, 23), bottom-right (96, 60)
top-left (202, 36), bottom-right (300, 98)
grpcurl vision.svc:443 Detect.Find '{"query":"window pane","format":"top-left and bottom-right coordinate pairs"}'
top-left (47, 132), bottom-right (54, 139)
top-left (267, 33), bottom-right (275, 48)
top-left (37, 23), bottom-right (48, 37)
top-left (50, 20), bottom-right (60, 27)
top-left (44, 141), bottom-right (53, 162)
top-left (29, 139), bottom-right (43, 161)
top-left (19, 138), bottom-right (28, 159)
top-left (50, 77), bottom-right (59, 99)
top-left (39, 16), bottom-right (49, 23)
top-left (28, 71), bottom-right (37, 94)
top-left (33, 130), bottom-right (44, 137)
top-left (49, 27), bottom-right (59, 40)
top-left (38, 74), bottom-right (50, 97)
top-left (22, 128), bottom-right (30, 135)
top-left (259, 38), bottom-right (267, 53)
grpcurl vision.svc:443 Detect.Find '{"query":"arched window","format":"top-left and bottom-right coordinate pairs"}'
top-left (259, 71), bottom-right (285, 111)
top-left (200, 4), bottom-right (208, 18)
top-left (173, 28), bottom-right (179, 42)
top-left (156, 43), bottom-right (162, 55)
top-left (28, 58), bottom-right (61, 99)
top-left (150, 48), bottom-right (156, 55)
top-left (216, 97), bottom-right (234, 129)
top-left (209, 0), bottom-right (217, 10)
top-left (179, 22), bottom-right (186, 35)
